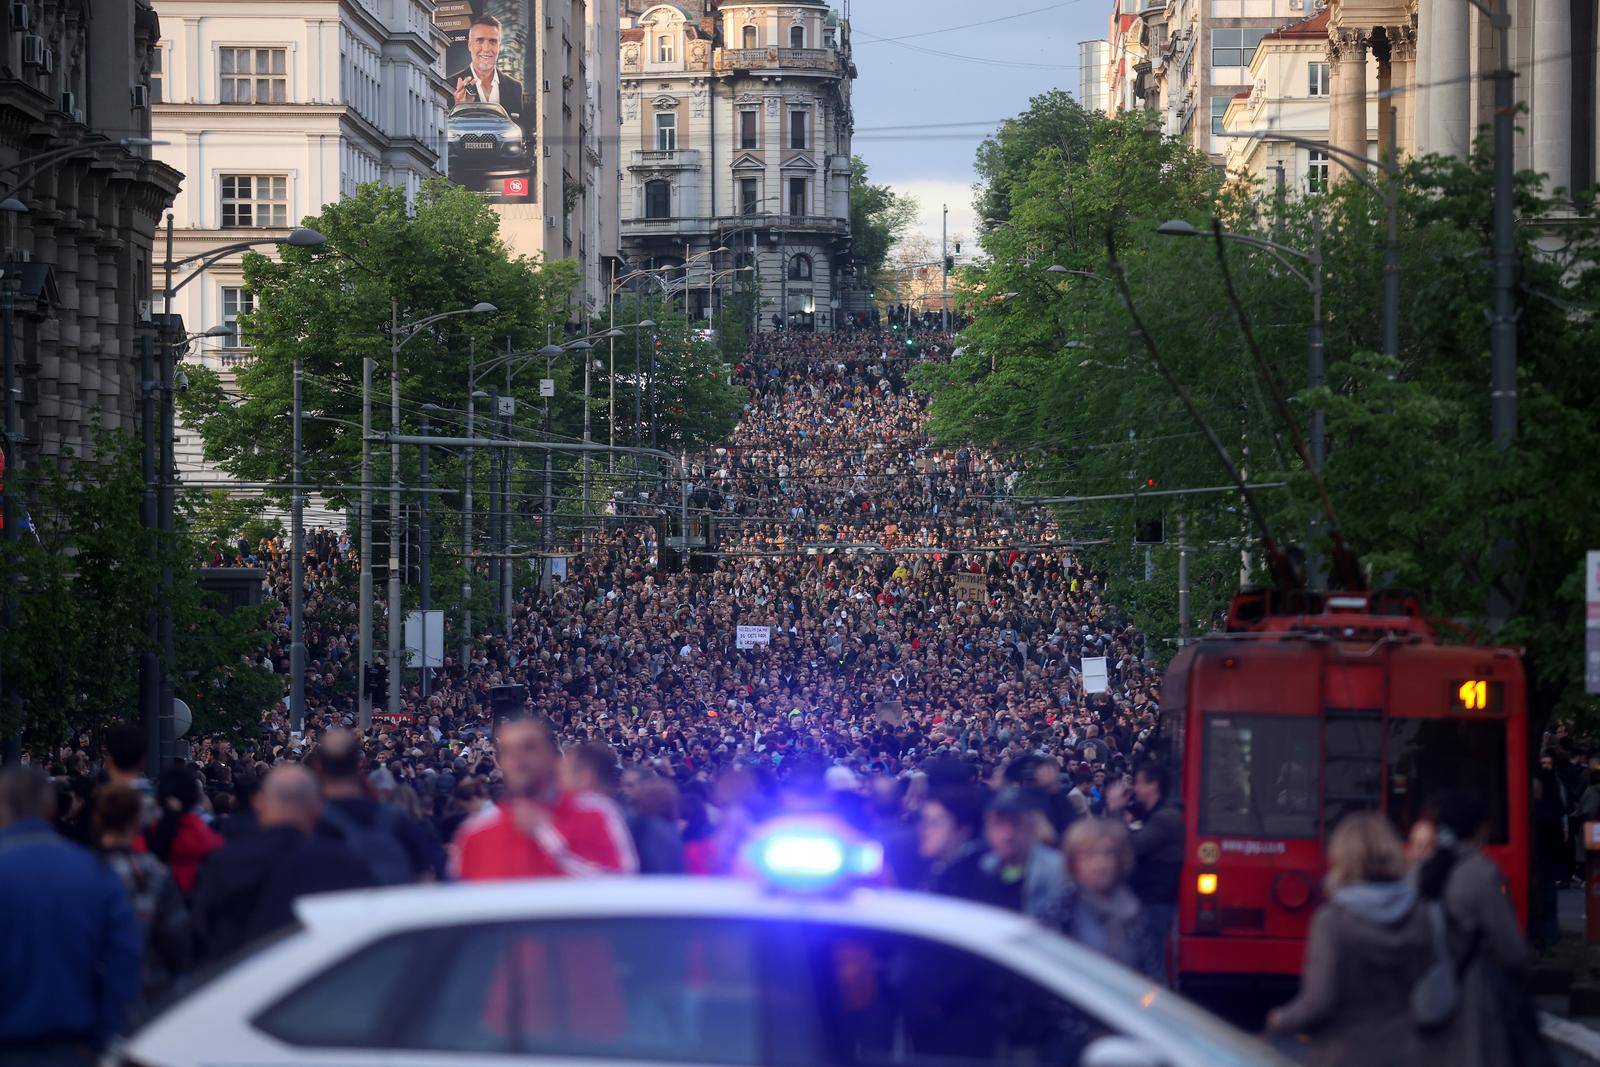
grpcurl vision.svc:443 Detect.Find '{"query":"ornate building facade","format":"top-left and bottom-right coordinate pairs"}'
top-left (618, 0), bottom-right (859, 332)
top-left (1, 0), bottom-right (181, 467)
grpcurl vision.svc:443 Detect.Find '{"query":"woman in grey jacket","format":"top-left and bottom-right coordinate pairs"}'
top-left (1266, 812), bottom-right (1433, 1067)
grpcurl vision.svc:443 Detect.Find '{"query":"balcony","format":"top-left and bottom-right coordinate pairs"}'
top-left (629, 148), bottom-right (702, 172)
top-left (715, 47), bottom-right (843, 75)
top-left (626, 213), bottom-right (849, 240)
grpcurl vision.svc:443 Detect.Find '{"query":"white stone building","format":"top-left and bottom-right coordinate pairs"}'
top-left (151, 0), bottom-right (451, 508)
top-left (618, 0), bottom-right (859, 332)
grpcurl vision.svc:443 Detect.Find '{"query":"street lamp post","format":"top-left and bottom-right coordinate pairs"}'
top-left (366, 299), bottom-right (495, 727)
top-left (1215, 119), bottom-right (1398, 359)
top-left (158, 217), bottom-right (325, 760)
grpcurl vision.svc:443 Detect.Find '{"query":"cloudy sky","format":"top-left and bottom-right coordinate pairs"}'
top-left (846, 0), bottom-right (1107, 247)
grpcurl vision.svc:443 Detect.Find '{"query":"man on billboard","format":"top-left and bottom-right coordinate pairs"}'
top-left (451, 15), bottom-right (524, 120)
top-left (446, 14), bottom-right (533, 196)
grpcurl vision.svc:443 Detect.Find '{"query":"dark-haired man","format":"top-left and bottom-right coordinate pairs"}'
top-left (454, 715), bottom-right (636, 880)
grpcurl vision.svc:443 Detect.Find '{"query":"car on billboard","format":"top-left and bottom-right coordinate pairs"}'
top-left (447, 102), bottom-right (532, 189)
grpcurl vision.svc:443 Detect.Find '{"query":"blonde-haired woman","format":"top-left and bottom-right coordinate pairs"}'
top-left (1266, 812), bottom-right (1434, 1067)
top-left (1053, 818), bottom-right (1165, 979)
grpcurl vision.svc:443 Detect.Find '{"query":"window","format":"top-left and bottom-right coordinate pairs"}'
top-left (645, 179), bottom-right (671, 219)
top-left (219, 46), bottom-right (287, 104)
top-left (789, 110), bottom-right (808, 150)
top-left (1211, 96), bottom-right (1230, 136)
top-left (790, 25), bottom-right (805, 48)
top-left (657, 35), bottom-right (674, 63)
top-left (221, 287), bottom-right (255, 346)
top-left (262, 919), bottom-right (779, 1061)
top-left (1322, 710), bottom-right (1383, 833)
top-left (220, 175), bottom-right (288, 228)
top-left (739, 178), bottom-right (759, 215)
top-left (1200, 714), bottom-right (1320, 838)
top-left (1387, 719), bottom-right (1509, 844)
top-left (1308, 61), bottom-right (1329, 97)
top-left (1209, 28), bottom-right (1265, 67)
top-left (739, 109), bottom-right (758, 149)
top-left (788, 176), bottom-right (807, 217)
top-left (655, 111), bottom-right (677, 151)
top-left (742, 25), bottom-right (758, 49)
top-left (787, 254), bottom-right (812, 281)
top-left (801, 925), bottom-right (1119, 1067)
top-left (1307, 149), bottom-right (1329, 193)
top-left (150, 45), bottom-right (164, 103)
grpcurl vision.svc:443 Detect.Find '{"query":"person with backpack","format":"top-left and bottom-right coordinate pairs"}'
top-left (1416, 791), bottom-right (1547, 1067)
top-left (312, 730), bottom-right (438, 885)
top-left (147, 768), bottom-right (223, 897)
top-left (1265, 812), bottom-right (1433, 1067)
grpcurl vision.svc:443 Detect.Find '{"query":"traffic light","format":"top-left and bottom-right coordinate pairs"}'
top-left (364, 664), bottom-right (388, 710)
top-left (1134, 513), bottom-right (1165, 545)
top-left (944, 255), bottom-right (955, 272)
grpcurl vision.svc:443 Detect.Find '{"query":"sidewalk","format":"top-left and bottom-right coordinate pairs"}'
top-left (1535, 887), bottom-right (1600, 1065)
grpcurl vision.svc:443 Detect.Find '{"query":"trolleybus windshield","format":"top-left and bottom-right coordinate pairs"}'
top-left (1386, 718), bottom-right (1510, 844)
top-left (1199, 715), bottom-right (1319, 839)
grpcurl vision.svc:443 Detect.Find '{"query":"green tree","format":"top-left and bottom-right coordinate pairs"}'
top-left (850, 156), bottom-right (919, 281)
top-left (973, 89), bottom-right (1100, 226)
top-left (0, 431), bottom-right (282, 748)
top-left (922, 103), bottom-right (1600, 726)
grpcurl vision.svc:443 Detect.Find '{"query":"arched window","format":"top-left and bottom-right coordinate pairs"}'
top-left (742, 25), bottom-right (758, 49)
top-left (788, 254), bottom-right (812, 281)
top-left (789, 25), bottom-right (805, 48)
top-left (645, 180), bottom-right (671, 219)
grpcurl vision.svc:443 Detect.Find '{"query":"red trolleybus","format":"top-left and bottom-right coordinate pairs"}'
top-left (1161, 588), bottom-right (1529, 987)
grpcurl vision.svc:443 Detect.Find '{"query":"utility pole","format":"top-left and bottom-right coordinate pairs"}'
top-left (2, 271), bottom-right (21, 762)
top-left (1381, 107), bottom-right (1400, 360)
top-left (387, 299), bottom-right (404, 721)
top-left (418, 407), bottom-right (432, 700)
top-left (940, 203), bottom-right (949, 333)
top-left (1178, 513), bottom-right (1191, 647)
top-left (462, 341), bottom-right (476, 670)
top-left (138, 331), bottom-right (159, 762)
top-left (290, 359), bottom-right (306, 730)
top-left (542, 348), bottom-right (554, 592)
top-left (501, 385), bottom-right (513, 632)
top-left (157, 216), bottom-right (177, 771)
top-left (487, 383), bottom-right (502, 635)
top-left (1487, 0), bottom-right (1517, 447)
top-left (359, 349), bottom-right (373, 730)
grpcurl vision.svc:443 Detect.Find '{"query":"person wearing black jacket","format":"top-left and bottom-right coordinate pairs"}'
top-left (189, 766), bottom-right (371, 965)
top-left (918, 785), bottom-right (992, 905)
top-left (1120, 762), bottom-right (1184, 973)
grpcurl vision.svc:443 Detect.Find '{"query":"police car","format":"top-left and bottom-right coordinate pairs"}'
top-left (115, 827), bottom-right (1286, 1067)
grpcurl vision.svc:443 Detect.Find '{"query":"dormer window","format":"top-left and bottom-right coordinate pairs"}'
top-left (657, 35), bottom-right (674, 63)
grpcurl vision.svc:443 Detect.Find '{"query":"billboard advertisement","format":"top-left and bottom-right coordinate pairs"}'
top-left (433, 0), bottom-right (534, 200)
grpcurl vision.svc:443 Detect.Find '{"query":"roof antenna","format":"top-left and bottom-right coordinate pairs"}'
top-left (1105, 228), bottom-right (1299, 594)
top-left (1209, 218), bottom-right (1364, 592)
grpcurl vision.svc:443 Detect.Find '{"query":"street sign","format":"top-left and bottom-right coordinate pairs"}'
top-left (496, 396), bottom-right (516, 417)
top-left (403, 609), bottom-right (446, 669)
top-left (539, 378), bottom-right (555, 398)
top-left (736, 625), bottom-right (771, 650)
top-left (1589, 551), bottom-right (1600, 695)
top-left (1082, 655), bottom-right (1109, 695)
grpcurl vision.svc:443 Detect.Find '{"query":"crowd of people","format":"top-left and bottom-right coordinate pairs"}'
top-left (0, 328), bottom-right (1541, 1066)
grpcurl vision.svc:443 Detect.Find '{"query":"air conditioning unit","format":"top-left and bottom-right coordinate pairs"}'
top-left (60, 90), bottom-right (75, 115)
top-left (71, 109), bottom-right (84, 125)
top-left (41, 46), bottom-right (53, 74)
top-left (11, 2), bottom-right (29, 30)
top-left (131, 84), bottom-right (150, 109)
top-left (21, 34), bottom-right (42, 66)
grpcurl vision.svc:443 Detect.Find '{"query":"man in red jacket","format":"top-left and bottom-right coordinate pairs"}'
top-left (454, 714), bottom-right (637, 880)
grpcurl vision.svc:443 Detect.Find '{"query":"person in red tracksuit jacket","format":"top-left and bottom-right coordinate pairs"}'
top-left (453, 714), bottom-right (637, 881)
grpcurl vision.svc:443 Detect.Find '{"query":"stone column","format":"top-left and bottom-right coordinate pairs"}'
top-left (1531, 0), bottom-right (1571, 190)
top-left (1430, 0), bottom-right (1473, 158)
top-left (1415, 0), bottom-right (1432, 153)
top-left (1389, 26), bottom-right (1417, 156)
top-left (1329, 29), bottom-right (1370, 169)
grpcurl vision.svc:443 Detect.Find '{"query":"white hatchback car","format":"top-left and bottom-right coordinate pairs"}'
top-left (114, 860), bottom-right (1288, 1067)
